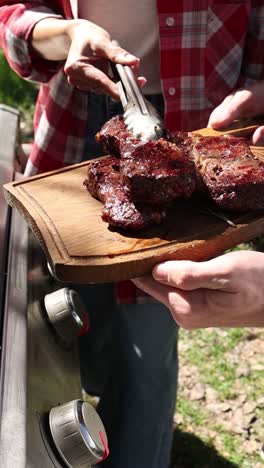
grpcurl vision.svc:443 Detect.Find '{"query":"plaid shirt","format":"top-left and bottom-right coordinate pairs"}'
top-left (1, 0), bottom-right (264, 303)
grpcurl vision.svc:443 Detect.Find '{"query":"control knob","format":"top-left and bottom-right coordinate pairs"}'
top-left (44, 288), bottom-right (89, 343)
top-left (49, 399), bottom-right (108, 467)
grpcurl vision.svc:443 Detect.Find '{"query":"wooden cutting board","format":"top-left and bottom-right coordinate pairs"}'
top-left (4, 122), bottom-right (264, 283)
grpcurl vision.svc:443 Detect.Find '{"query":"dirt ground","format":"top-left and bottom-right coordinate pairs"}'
top-left (171, 327), bottom-right (264, 467)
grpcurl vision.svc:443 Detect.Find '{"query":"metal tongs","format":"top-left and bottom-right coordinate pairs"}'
top-left (111, 43), bottom-right (164, 142)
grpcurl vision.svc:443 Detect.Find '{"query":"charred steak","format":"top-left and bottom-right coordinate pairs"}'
top-left (95, 115), bottom-right (131, 157)
top-left (86, 116), bottom-right (264, 230)
top-left (96, 116), bottom-right (196, 204)
top-left (191, 134), bottom-right (264, 211)
top-left (84, 156), bottom-right (166, 230)
top-left (119, 136), bottom-right (196, 204)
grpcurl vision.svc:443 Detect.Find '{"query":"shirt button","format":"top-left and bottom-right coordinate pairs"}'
top-left (168, 87), bottom-right (176, 96)
top-left (166, 17), bottom-right (175, 27)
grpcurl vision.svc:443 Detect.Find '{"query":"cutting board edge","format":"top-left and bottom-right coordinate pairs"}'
top-left (9, 158), bottom-right (109, 188)
top-left (5, 180), bottom-right (264, 283)
top-left (3, 118), bottom-right (264, 284)
top-left (51, 212), bottom-right (264, 265)
top-left (3, 183), bottom-right (65, 267)
top-left (53, 216), bottom-right (264, 283)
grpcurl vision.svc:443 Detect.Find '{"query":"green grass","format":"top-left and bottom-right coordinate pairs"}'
top-left (175, 327), bottom-right (264, 467)
top-left (182, 328), bottom-right (249, 399)
top-left (177, 398), bottom-right (209, 426)
top-left (0, 49), bottom-right (37, 115)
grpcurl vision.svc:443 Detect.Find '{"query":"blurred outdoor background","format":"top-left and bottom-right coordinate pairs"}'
top-left (1, 49), bottom-right (264, 468)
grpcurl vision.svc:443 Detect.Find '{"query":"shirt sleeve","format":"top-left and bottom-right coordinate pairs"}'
top-left (239, 2), bottom-right (264, 85)
top-left (0, 2), bottom-right (63, 83)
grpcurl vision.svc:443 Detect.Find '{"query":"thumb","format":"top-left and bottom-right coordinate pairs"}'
top-left (251, 125), bottom-right (264, 146)
top-left (66, 32), bottom-right (139, 69)
top-left (152, 259), bottom-right (231, 291)
top-left (208, 89), bottom-right (253, 129)
top-left (93, 39), bottom-right (139, 66)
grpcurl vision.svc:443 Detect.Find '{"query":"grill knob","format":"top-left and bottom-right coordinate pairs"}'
top-left (44, 288), bottom-right (88, 343)
top-left (49, 400), bottom-right (108, 467)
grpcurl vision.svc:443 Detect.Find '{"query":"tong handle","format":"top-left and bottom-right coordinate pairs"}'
top-left (111, 40), bottom-right (149, 115)
top-left (115, 64), bottom-right (149, 115)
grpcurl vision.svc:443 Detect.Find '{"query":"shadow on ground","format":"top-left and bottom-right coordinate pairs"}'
top-left (170, 428), bottom-right (238, 468)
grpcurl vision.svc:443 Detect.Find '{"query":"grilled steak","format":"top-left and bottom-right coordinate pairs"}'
top-left (191, 134), bottom-right (264, 211)
top-left (84, 156), bottom-right (166, 230)
top-left (95, 115), bottom-right (131, 157)
top-left (85, 116), bottom-right (264, 230)
top-left (96, 116), bottom-right (196, 204)
top-left (119, 136), bottom-right (196, 204)
top-left (166, 130), bottom-right (192, 149)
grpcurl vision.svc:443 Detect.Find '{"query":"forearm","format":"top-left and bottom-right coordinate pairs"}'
top-left (0, 3), bottom-right (63, 81)
top-left (31, 17), bottom-right (77, 61)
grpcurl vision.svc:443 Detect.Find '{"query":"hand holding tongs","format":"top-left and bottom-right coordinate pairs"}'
top-left (111, 41), bottom-right (164, 142)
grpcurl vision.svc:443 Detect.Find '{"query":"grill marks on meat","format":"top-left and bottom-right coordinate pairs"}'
top-left (97, 120), bottom-right (196, 204)
top-left (84, 157), bottom-right (166, 230)
top-left (119, 137), bottom-right (196, 204)
top-left (191, 135), bottom-right (264, 211)
top-left (86, 116), bottom-right (264, 230)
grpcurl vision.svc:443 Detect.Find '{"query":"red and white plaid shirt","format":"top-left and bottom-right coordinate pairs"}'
top-left (1, 0), bottom-right (264, 303)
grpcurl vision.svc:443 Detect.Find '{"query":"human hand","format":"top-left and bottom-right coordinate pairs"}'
top-left (208, 81), bottom-right (264, 145)
top-left (31, 18), bottom-right (145, 99)
top-left (64, 20), bottom-right (145, 99)
top-left (133, 251), bottom-right (264, 329)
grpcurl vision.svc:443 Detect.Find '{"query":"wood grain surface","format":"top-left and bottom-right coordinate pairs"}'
top-left (4, 122), bottom-right (264, 283)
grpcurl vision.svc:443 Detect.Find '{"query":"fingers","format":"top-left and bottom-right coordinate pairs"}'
top-left (65, 36), bottom-right (118, 97)
top-left (134, 251), bottom-right (264, 329)
top-left (152, 251), bottom-right (264, 292)
top-left (93, 37), bottom-right (139, 66)
top-left (66, 58), bottom-right (119, 97)
top-left (64, 24), bottom-right (140, 98)
top-left (132, 276), bottom-right (194, 319)
top-left (132, 276), bottom-right (171, 308)
top-left (208, 82), bottom-right (264, 130)
top-left (98, 41), bottom-right (139, 66)
top-left (208, 89), bottom-right (254, 129)
top-left (152, 256), bottom-right (235, 291)
top-left (137, 76), bottom-right (147, 88)
top-left (251, 126), bottom-right (264, 146)
top-left (132, 277), bottom-right (209, 329)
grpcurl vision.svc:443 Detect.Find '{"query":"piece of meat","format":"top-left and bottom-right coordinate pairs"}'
top-left (166, 130), bottom-right (192, 150)
top-left (191, 134), bottom-right (264, 211)
top-left (87, 116), bottom-right (264, 231)
top-left (84, 156), bottom-right (166, 230)
top-left (119, 136), bottom-right (196, 204)
top-left (95, 115), bottom-right (131, 157)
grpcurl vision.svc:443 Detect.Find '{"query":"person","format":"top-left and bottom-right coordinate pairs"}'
top-left (134, 80), bottom-right (264, 330)
top-left (0, 2), bottom-right (263, 467)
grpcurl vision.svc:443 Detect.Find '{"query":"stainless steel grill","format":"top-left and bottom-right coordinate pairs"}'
top-left (0, 105), bottom-right (107, 468)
